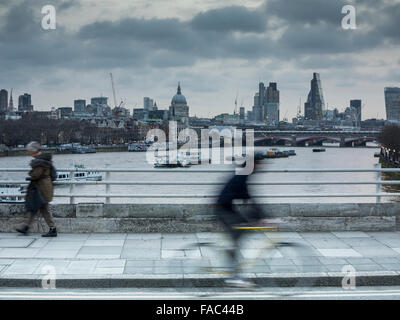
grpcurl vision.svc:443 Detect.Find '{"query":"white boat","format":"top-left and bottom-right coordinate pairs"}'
top-left (128, 142), bottom-right (150, 152)
top-left (154, 153), bottom-right (191, 168)
top-left (56, 164), bottom-right (102, 181)
top-left (178, 150), bottom-right (207, 165)
top-left (0, 184), bottom-right (25, 203)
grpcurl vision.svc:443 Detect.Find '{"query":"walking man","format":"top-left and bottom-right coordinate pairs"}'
top-left (16, 141), bottom-right (57, 237)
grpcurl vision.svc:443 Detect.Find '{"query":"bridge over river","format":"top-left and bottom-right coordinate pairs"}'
top-left (253, 130), bottom-right (380, 147)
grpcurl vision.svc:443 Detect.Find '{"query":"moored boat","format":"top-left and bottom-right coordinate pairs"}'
top-left (154, 155), bottom-right (191, 168)
top-left (128, 142), bottom-right (150, 152)
top-left (56, 164), bottom-right (102, 181)
top-left (72, 147), bottom-right (96, 154)
top-left (264, 148), bottom-right (289, 158)
top-left (0, 184), bottom-right (25, 203)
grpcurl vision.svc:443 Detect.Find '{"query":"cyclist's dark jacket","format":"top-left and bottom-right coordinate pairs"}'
top-left (217, 174), bottom-right (250, 210)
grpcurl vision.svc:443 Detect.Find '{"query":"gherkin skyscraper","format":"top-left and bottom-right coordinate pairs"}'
top-left (304, 73), bottom-right (325, 120)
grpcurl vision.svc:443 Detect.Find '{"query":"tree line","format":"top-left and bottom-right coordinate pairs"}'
top-left (0, 113), bottom-right (157, 146)
top-left (378, 123), bottom-right (400, 152)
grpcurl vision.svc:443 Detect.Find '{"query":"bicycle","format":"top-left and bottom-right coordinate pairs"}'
top-left (167, 225), bottom-right (322, 293)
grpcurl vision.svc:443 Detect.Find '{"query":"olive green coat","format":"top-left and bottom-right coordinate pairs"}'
top-left (28, 153), bottom-right (54, 203)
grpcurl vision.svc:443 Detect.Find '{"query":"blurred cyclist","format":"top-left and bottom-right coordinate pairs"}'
top-left (216, 153), bottom-right (280, 288)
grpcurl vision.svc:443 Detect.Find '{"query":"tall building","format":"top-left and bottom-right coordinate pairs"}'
top-left (350, 99), bottom-right (362, 124)
top-left (8, 89), bottom-right (14, 112)
top-left (89, 97), bottom-right (111, 117)
top-left (252, 83), bottom-right (265, 122)
top-left (91, 97), bottom-right (108, 106)
top-left (252, 92), bottom-right (261, 122)
top-left (266, 82), bottom-right (279, 103)
top-left (257, 82), bottom-right (266, 122)
top-left (57, 107), bottom-right (73, 118)
top-left (252, 81), bottom-right (280, 123)
top-left (133, 108), bottom-right (146, 120)
top-left (265, 82), bottom-right (280, 124)
top-left (90, 97), bottom-right (110, 117)
top-left (239, 107), bottom-right (245, 125)
top-left (0, 89), bottom-right (8, 112)
top-left (385, 87), bottom-right (400, 122)
top-left (239, 107), bottom-right (245, 119)
top-left (144, 97), bottom-right (154, 111)
top-left (304, 73), bottom-right (325, 120)
top-left (18, 93), bottom-right (33, 112)
top-left (264, 103), bottom-right (279, 124)
top-left (74, 99), bottom-right (86, 113)
top-left (247, 110), bottom-right (254, 121)
top-left (169, 83), bottom-right (189, 127)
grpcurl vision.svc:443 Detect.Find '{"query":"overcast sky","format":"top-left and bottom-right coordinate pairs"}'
top-left (0, 0), bottom-right (399, 120)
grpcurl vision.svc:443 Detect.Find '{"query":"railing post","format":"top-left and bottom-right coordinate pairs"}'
top-left (69, 169), bottom-right (75, 204)
top-left (375, 163), bottom-right (381, 203)
top-left (105, 164), bottom-right (110, 204)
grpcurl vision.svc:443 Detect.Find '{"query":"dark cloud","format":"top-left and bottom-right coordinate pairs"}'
top-left (77, 14), bottom-right (272, 63)
top-left (0, 1), bottom-right (39, 42)
top-left (190, 6), bottom-right (267, 33)
top-left (57, 0), bottom-right (81, 11)
top-left (0, 0), bottom-right (398, 115)
top-left (277, 22), bottom-right (382, 56)
top-left (0, 0), bottom-right (13, 8)
top-left (375, 2), bottom-right (400, 43)
top-left (80, 18), bottom-right (186, 42)
top-left (266, 0), bottom-right (347, 25)
top-left (0, 0), bottom-right (396, 74)
top-left (296, 55), bottom-right (362, 69)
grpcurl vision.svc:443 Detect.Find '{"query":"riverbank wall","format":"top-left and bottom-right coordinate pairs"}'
top-left (0, 146), bottom-right (128, 157)
top-left (0, 203), bottom-right (398, 233)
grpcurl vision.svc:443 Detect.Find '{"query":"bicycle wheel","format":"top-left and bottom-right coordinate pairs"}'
top-left (166, 241), bottom-right (231, 291)
top-left (269, 242), bottom-right (323, 290)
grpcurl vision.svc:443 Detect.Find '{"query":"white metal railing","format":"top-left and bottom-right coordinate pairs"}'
top-left (1, 164), bottom-right (400, 204)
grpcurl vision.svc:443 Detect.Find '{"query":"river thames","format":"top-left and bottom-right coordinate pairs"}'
top-left (1, 145), bottom-right (399, 204)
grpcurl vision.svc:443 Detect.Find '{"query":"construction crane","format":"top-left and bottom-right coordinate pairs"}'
top-left (297, 97), bottom-right (302, 119)
top-left (234, 92), bottom-right (238, 115)
top-left (110, 73), bottom-right (118, 109)
top-left (109, 73), bottom-right (124, 120)
top-left (283, 110), bottom-right (289, 122)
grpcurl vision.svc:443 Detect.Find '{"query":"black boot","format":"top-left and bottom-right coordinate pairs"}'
top-left (16, 226), bottom-right (29, 235)
top-left (42, 227), bottom-right (57, 237)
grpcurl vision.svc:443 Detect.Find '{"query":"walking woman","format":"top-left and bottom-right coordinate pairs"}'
top-left (16, 141), bottom-right (57, 237)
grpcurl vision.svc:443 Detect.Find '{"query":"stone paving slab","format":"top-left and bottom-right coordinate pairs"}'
top-left (0, 239), bottom-right (34, 248)
top-left (0, 231), bottom-right (400, 287)
top-left (332, 232), bottom-right (370, 238)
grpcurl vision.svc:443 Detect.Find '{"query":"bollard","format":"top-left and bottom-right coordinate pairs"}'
top-left (105, 164), bottom-right (110, 204)
top-left (375, 163), bottom-right (381, 203)
top-left (69, 170), bottom-right (75, 204)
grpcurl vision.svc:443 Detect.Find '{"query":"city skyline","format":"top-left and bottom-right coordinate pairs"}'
top-left (0, 78), bottom-right (400, 124)
top-left (0, 0), bottom-right (399, 120)
top-left (0, 77), bottom-right (379, 122)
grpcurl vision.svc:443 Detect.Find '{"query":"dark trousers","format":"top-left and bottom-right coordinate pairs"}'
top-left (26, 204), bottom-right (56, 229)
top-left (215, 202), bottom-right (267, 276)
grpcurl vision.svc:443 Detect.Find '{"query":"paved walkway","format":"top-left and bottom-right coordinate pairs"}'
top-left (1, 231), bottom-right (400, 287)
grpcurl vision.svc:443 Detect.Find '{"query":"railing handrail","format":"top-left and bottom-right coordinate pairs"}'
top-left (3, 193), bottom-right (400, 198)
top-left (2, 180), bottom-right (400, 186)
top-left (1, 167), bottom-right (400, 173)
top-left (1, 166), bottom-right (399, 204)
